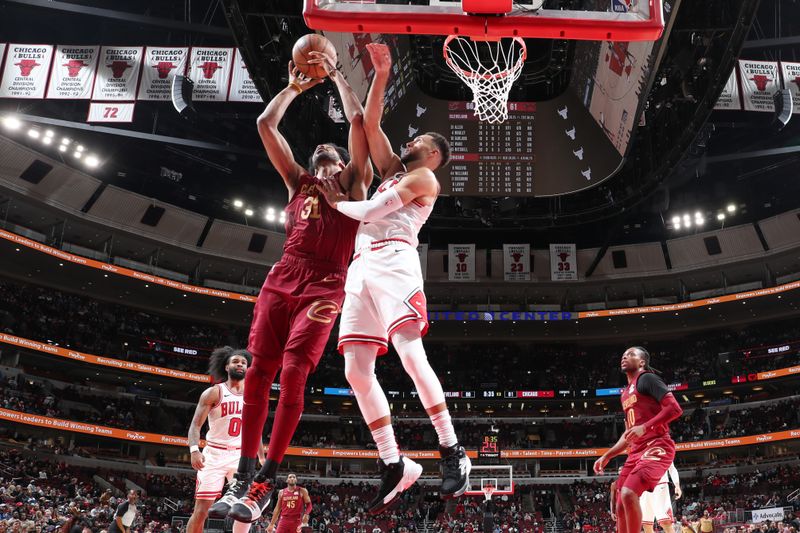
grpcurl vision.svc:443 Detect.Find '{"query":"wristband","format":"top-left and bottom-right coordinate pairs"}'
top-left (289, 82), bottom-right (303, 94)
top-left (189, 445), bottom-right (200, 454)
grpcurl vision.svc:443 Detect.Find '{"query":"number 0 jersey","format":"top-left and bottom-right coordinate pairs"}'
top-left (619, 371), bottom-right (671, 453)
top-left (205, 382), bottom-right (244, 449)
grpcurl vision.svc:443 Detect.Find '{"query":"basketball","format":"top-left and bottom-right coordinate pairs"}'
top-left (292, 34), bottom-right (337, 79)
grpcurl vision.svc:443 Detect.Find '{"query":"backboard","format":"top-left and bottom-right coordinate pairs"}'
top-left (464, 464), bottom-right (514, 498)
top-left (305, 0), bottom-right (664, 42)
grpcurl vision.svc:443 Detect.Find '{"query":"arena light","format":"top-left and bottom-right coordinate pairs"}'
top-left (671, 216), bottom-right (680, 226)
top-left (2, 115), bottom-right (22, 130)
top-left (244, 208), bottom-right (254, 217)
top-left (45, 129), bottom-right (54, 138)
top-left (61, 137), bottom-right (71, 145)
top-left (233, 199), bottom-right (244, 209)
top-left (42, 136), bottom-right (52, 145)
top-left (28, 128), bottom-right (40, 139)
top-left (695, 217), bottom-right (705, 226)
top-left (694, 211), bottom-right (702, 219)
top-left (727, 203), bottom-right (736, 213)
top-left (84, 155), bottom-right (100, 168)
top-left (267, 207), bottom-right (276, 215)
top-left (684, 219), bottom-right (692, 228)
top-left (73, 151), bottom-right (82, 159)
top-left (76, 144), bottom-right (85, 152)
top-left (58, 145), bottom-right (67, 153)
top-left (717, 213), bottom-right (725, 221)
top-left (266, 212), bottom-right (276, 222)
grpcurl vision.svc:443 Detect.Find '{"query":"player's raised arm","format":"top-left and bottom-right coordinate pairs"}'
top-left (188, 386), bottom-right (219, 471)
top-left (266, 490), bottom-right (283, 533)
top-left (363, 43), bottom-right (404, 180)
top-left (308, 50), bottom-right (373, 200)
top-left (256, 62), bottom-right (323, 197)
top-left (317, 167), bottom-right (436, 222)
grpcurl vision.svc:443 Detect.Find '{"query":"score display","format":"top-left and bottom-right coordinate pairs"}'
top-left (448, 102), bottom-right (535, 195)
top-left (479, 434), bottom-right (501, 459)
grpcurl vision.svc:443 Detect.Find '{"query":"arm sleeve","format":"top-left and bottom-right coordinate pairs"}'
top-left (304, 500), bottom-right (313, 514)
top-left (636, 373), bottom-right (669, 401)
top-left (335, 187), bottom-right (403, 222)
top-left (645, 393), bottom-right (683, 430)
top-left (668, 463), bottom-right (680, 486)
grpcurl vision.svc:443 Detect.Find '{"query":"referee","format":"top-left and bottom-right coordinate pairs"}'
top-left (108, 490), bottom-right (139, 533)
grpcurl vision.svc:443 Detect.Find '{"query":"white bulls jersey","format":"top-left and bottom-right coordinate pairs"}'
top-left (205, 382), bottom-right (244, 448)
top-left (354, 171), bottom-right (435, 251)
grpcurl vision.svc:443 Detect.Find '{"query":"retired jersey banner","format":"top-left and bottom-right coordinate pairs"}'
top-left (739, 60), bottom-right (780, 112)
top-left (137, 47), bottom-right (188, 101)
top-left (714, 68), bottom-right (741, 110)
top-left (228, 49), bottom-right (263, 103)
top-left (550, 243), bottom-right (577, 281)
top-left (503, 244), bottom-right (531, 281)
top-left (418, 243), bottom-right (429, 281)
top-left (0, 44), bottom-right (54, 99)
top-left (46, 45), bottom-right (99, 99)
top-left (448, 244), bottom-right (476, 281)
top-left (87, 102), bottom-right (135, 123)
top-left (92, 46), bottom-right (143, 101)
top-left (189, 47), bottom-right (234, 102)
top-left (780, 62), bottom-right (800, 114)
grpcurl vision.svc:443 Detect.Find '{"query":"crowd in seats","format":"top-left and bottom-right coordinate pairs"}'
top-left (4, 277), bottom-right (800, 397)
top-left (426, 487), bottom-right (546, 533)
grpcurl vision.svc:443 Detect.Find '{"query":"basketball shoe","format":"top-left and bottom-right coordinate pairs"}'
top-left (208, 472), bottom-right (252, 519)
top-left (228, 478), bottom-right (276, 523)
top-left (439, 444), bottom-right (471, 498)
top-left (368, 456), bottom-right (423, 515)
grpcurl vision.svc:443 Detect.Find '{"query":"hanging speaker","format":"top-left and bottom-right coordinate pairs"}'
top-left (171, 75), bottom-right (195, 115)
top-left (774, 88), bottom-right (793, 129)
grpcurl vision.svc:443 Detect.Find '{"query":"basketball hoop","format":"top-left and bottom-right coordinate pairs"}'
top-left (482, 484), bottom-right (496, 501)
top-left (443, 35), bottom-right (527, 124)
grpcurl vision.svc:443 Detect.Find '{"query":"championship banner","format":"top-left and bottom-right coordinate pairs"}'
top-left (0, 44), bottom-right (54, 99)
top-left (137, 47), bottom-right (188, 101)
top-left (46, 45), bottom-right (99, 99)
top-left (714, 68), bottom-right (741, 110)
top-left (550, 243), bottom-right (577, 281)
top-left (0, 332), bottom-right (211, 383)
top-left (228, 49), bottom-right (263, 103)
top-left (503, 244), bottom-right (531, 281)
top-left (418, 243), bottom-right (429, 280)
top-left (750, 508), bottom-right (786, 524)
top-left (780, 61), bottom-right (800, 114)
top-left (87, 102), bottom-right (135, 123)
top-left (91, 46), bottom-right (143, 101)
top-left (189, 47), bottom-right (234, 102)
top-left (448, 244), bottom-right (475, 281)
top-left (739, 60), bottom-right (780, 112)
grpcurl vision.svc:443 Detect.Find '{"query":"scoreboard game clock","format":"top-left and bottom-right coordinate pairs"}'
top-left (479, 434), bottom-right (501, 459)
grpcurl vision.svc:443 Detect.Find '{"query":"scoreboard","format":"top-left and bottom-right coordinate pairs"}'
top-left (479, 434), bottom-right (501, 459)
top-left (447, 102), bottom-right (535, 196)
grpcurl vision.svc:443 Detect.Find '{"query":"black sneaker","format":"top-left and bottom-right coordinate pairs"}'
top-left (439, 444), bottom-right (471, 498)
top-left (228, 479), bottom-right (276, 523)
top-left (208, 473), bottom-right (252, 519)
top-left (368, 456), bottom-right (423, 516)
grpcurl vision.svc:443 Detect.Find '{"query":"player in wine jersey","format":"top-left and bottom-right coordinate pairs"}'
top-left (187, 347), bottom-right (259, 533)
top-left (212, 55), bottom-right (373, 525)
top-left (265, 474), bottom-right (312, 533)
top-left (318, 43), bottom-right (469, 515)
top-left (593, 347), bottom-right (683, 533)
top-left (641, 462), bottom-right (681, 533)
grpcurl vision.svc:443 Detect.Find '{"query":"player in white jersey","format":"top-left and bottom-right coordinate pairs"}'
top-left (187, 347), bottom-right (263, 533)
top-left (318, 42), bottom-right (469, 516)
top-left (641, 462), bottom-right (681, 533)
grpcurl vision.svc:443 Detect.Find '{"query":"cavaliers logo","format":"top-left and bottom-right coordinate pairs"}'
top-left (306, 299), bottom-right (340, 324)
top-left (641, 446), bottom-right (667, 462)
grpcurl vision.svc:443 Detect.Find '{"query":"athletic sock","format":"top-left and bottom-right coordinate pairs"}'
top-left (430, 410), bottom-right (458, 449)
top-left (372, 424), bottom-right (400, 465)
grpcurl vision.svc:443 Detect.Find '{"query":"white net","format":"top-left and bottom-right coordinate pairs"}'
top-left (443, 36), bottom-right (527, 124)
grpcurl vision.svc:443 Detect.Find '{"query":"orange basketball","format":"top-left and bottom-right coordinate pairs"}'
top-left (292, 34), bottom-right (337, 79)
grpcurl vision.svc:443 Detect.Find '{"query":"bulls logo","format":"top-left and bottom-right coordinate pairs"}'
top-left (15, 59), bottom-right (41, 77)
top-left (558, 252), bottom-right (570, 262)
top-left (107, 61), bottom-right (131, 78)
top-left (306, 299), bottom-right (340, 324)
top-left (749, 74), bottom-right (771, 91)
top-left (200, 61), bottom-right (222, 79)
top-left (604, 42), bottom-right (633, 77)
top-left (154, 61), bottom-right (176, 79)
top-left (64, 59), bottom-right (88, 77)
top-left (457, 252), bottom-right (468, 263)
top-left (511, 253), bottom-right (522, 263)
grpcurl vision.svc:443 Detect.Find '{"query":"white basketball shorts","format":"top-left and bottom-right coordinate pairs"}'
top-left (195, 445), bottom-right (239, 500)
top-left (338, 240), bottom-right (428, 355)
top-left (640, 482), bottom-right (674, 525)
